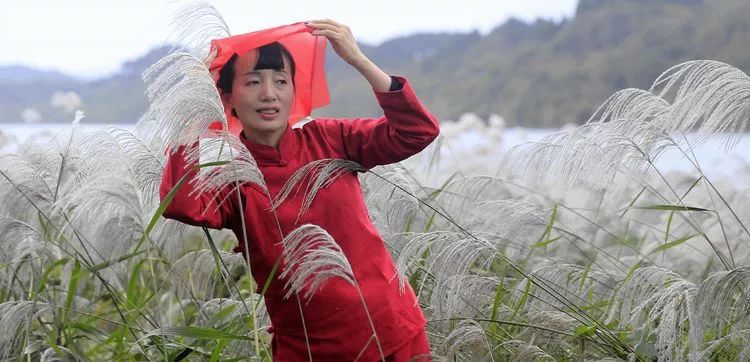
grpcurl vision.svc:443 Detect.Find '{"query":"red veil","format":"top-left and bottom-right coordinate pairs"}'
top-left (207, 22), bottom-right (330, 135)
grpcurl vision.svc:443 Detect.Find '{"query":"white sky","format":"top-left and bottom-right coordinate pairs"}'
top-left (0, 0), bottom-right (577, 79)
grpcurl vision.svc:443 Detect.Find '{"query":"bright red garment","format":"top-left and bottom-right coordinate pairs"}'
top-left (160, 76), bottom-right (439, 360)
top-left (385, 329), bottom-right (431, 362)
top-left (207, 22), bottom-right (330, 135)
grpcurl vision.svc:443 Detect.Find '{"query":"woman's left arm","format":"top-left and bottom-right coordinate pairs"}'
top-left (307, 20), bottom-right (441, 168)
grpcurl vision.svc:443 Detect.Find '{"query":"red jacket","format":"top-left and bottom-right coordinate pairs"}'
top-left (160, 76), bottom-right (439, 360)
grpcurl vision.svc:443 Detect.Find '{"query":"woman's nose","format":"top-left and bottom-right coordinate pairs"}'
top-left (259, 82), bottom-right (277, 101)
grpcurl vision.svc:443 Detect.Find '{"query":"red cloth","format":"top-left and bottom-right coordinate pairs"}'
top-left (384, 329), bottom-right (431, 362)
top-left (207, 22), bottom-right (330, 135)
top-left (160, 76), bottom-right (439, 360)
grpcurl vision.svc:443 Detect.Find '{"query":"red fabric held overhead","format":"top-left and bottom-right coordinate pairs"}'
top-left (207, 22), bottom-right (330, 135)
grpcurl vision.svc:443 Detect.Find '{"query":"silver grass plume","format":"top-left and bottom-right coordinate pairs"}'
top-left (497, 340), bottom-right (555, 362)
top-left (605, 266), bottom-right (690, 325)
top-left (525, 310), bottom-right (578, 337)
top-left (459, 200), bottom-right (551, 251)
top-left (0, 217), bottom-right (57, 296)
top-left (434, 176), bottom-right (513, 218)
top-left (186, 131), bottom-right (267, 206)
top-left (586, 88), bottom-right (671, 126)
top-left (521, 311), bottom-right (578, 359)
top-left (199, 297), bottom-right (270, 329)
top-left (521, 264), bottom-right (615, 314)
top-left (500, 60), bottom-right (750, 191)
top-left (698, 329), bottom-right (750, 361)
top-left (395, 231), bottom-right (497, 297)
top-left (501, 116), bottom-right (674, 191)
top-left (689, 266), bottom-right (750, 359)
top-left (0, 217), bottom-right (49, 265)
top-left (271, 159), bottom-right (366, 218)
top-left (647, 283), bottom-right (694, 361)
top-left (169, 250), bottom-right (246, 300)
top-left (279, 224), bottom-right (356, 301)
top-left (82, 127), bottom-right (165, 204)
top-left (16, 130), bottom-right (89, 200)
top-left (439, 319), bottom-right (494, 362)
top-left (74, 129), bottom-right (131, 177)
top-left (140, 52), bottom-right (226, 149)
top-left (59, 126), bottom-right (190, 260)
top-left (167, 0), bottom-right (230, 60)
top-left (650, 60), bottom-right (750, 150)
top-left (146, 217), bottom-right (191, 262)
top-left (430, 275), bottom-right (506, 326)
top-left (605, 266), bottom-right (694, 361)
top-left (0, 301), bottom-right (52, 360)
top-left (54, 175), bottom-right (144, 245)
top-left (107, 127), bottom-right (164, 200)
top-left (198, 297), bottom-right (271, 357)
top-left (50, 175), bottom-right (149, 292)
top-left (0, 154), bottom-right (54, 221)
top-left (362, 164), bottom-right (419, 236)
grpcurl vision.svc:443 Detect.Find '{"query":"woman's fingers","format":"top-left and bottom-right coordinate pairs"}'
top-left (306, 19), bottom-right (344, 27)
top-left (310, 29), bottom-right (338, 38)
top-left (306, 19), bottom-right (364, 66)
top-left (306, 21), bottom-right (341, 34)
top-left (305, 19), bottom-right (352, 37)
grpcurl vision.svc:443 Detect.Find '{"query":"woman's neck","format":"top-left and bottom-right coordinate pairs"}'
top-left (241, 126), bottom-right (287, 148)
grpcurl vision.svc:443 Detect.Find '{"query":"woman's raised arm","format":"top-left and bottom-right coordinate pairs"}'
top-left (306, 20), bottom-right (440, 168)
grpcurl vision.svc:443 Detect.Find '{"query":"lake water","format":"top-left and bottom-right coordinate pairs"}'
top-left (2, 122), bottom-right (749, 180)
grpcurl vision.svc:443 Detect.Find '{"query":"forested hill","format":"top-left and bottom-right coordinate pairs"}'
top-left (3, 0), bottom-right (750, 127)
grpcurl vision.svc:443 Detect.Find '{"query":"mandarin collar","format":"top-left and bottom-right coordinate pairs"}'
top-left (239, 123), bottom-right (299, 166)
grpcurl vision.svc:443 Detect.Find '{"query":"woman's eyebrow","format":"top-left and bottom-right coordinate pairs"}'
top-left (241, 69), bottom-right (289, 77)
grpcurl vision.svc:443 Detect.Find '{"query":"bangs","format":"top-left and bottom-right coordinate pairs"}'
top-left (216, 41), bottom-right (297, 94)
top-left (255, 42), bottom-right (293, 75)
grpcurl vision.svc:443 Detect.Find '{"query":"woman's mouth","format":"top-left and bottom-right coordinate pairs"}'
top-left (256, 107), bottom-right (280, 120)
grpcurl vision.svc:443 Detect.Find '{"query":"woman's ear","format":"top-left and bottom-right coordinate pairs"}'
top-left (219, 89), bottom-right (237, 117)
top-left (220, 90), bottom-right (239, 118)
top-left (220, 90), bottom-right (233, 109)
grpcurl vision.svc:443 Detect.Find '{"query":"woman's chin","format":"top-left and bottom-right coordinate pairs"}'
top-left (244, 119), bottom-right (288, 133)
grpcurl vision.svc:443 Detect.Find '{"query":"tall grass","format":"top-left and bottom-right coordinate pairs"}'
top-left (1, 58), bottom-right (749, 360)
top-left (2, 3), bottom-right (750, 360)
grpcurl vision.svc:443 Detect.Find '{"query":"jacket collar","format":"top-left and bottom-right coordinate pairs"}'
top-left (239, 123), bottom-right (299, 166)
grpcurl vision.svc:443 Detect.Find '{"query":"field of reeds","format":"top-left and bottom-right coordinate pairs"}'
top-left (3, 5), bottom-right (750, 361)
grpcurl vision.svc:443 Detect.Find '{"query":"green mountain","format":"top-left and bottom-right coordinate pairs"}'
top-left (2, 0), bottom-right (749, 127)
top-left (321, 0), bottom-right (750, 127)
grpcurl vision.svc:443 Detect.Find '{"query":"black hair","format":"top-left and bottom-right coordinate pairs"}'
top-left (217, 41), bottom-right (296, 94)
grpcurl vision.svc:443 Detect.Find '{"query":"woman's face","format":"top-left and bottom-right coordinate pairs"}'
top-left (225, 50), bottom-right (295, 136)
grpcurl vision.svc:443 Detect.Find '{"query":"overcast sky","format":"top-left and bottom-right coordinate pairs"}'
top-left (1, 0), bottom-right (578, 79)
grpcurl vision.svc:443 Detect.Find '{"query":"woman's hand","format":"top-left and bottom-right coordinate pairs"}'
top-left (305, 19), bottom-right (366, 67)
top-left (306, 19), bottom-right (392, 92)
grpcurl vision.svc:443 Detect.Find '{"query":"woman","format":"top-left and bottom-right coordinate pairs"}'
top-left (160, 19), bottom-right (439, 361)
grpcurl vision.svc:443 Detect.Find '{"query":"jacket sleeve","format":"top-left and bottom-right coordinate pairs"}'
top-left (159, 144), bottom-right (236, 230)
top-left (321, 76), bottom-right (440, 169)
